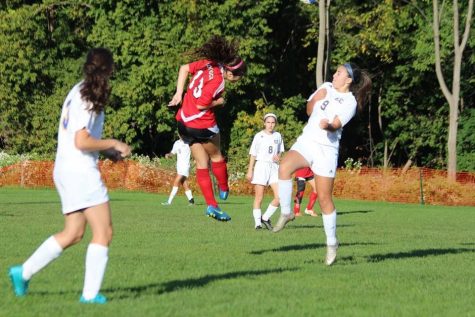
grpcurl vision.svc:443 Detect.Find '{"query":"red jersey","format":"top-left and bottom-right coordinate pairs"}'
top-left (295, 167), bottom-right (314, 178)
top-left (176, 60), bottom-right (225, 129)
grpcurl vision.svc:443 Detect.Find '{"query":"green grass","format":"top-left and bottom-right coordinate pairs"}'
top-left (1, 187), bottom-right (474, 317)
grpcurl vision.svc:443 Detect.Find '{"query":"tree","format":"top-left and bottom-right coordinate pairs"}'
top-left (432, 0), bottom-right (474, 180)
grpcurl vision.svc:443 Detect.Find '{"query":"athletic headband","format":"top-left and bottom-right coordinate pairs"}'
top-left (264, 113), bottom-right (277, 121)
top-left (225, 59), bottom-right (244, 71)
top-left (343, 63), bottom-right (354, 81)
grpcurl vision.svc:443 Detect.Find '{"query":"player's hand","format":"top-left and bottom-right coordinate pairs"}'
top-left (168, 93), bottom-right (182, 107)
top-left (319, 118), bottom-right (330, 130)
top-left (114, 141), bottom-right (132, 159)
top-left (246, 171), bottom-right (253, 182)
top-left (272, 155), bottom-right (280, 163)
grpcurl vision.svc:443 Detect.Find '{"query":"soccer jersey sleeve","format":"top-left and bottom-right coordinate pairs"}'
top-left (249, 134), bottom-right (259, 157)
top-left (334, 98), bottom-right (357, 127)
top-left (67, 87), bottom-right (94, 134)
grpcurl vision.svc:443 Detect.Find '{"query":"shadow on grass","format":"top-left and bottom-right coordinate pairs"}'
top-left (250, 241), bottom-right (378, 255)
top-left (0, 201), bottom-right (58, 206)
top-left (366, 247), bottom-right (475, 262)
top-left (284, 223), bottom-right (355, 230)
top-left (338, 210), bottom-right (374, 216)
top-left (104, 267), bottom-right (299, 299)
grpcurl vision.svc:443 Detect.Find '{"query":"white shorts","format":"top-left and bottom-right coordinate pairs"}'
top-left (290, 136), bottom-right (338, 178)
top-left (176, 162), bottom-right (190, 178)
top-left (251, 161), bottom-right (279, 186)
top-left (53, 164), bottom-right (109, 214)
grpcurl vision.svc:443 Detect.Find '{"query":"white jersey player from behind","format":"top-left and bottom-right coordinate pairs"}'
top-left (8, 48), bottom-right (131, 303)
top-left (162, 138), bottom-right (194, 205)
top-left (246, 113), bottom-right (285, 230)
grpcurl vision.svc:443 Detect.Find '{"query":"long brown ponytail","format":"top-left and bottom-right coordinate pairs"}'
top-left (80, 48), bottom-right (114, 114)
top-left (347, 63), bottom-right (372, 112)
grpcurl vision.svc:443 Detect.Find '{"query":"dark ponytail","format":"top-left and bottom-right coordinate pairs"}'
top-left (80, 48), bottom-right (114, 114)
top-left (347, 63), bottom-right (372, 112)
top-left (191, 35), bottom-right (246, 77)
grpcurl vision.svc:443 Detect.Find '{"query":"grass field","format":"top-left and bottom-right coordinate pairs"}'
top-left (1, 187), bottom-right (474, 317)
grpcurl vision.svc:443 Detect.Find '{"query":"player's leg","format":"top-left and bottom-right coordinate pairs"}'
top-left (262, 182), bottom-right (279, 230)
top-left (163, 174), bottom-right (183, 205)
top-left (316, 175), bottom-right (338, 265)
top-left (193, 142), bottom-right (229, 221)
top-left (9, 212), bottom-right (86, 297)
top-left (204, 134), bottom-right (229, 200)
top-left (80, 202), bottom-right (112, 303)
top-left (293, 178), bottom-right (306, 216)
top-left (252, 184), bottom-right (265, 229)
top-left (183, 178), bottom-right (194, 205)
top-left (304, 178), bottom-right (319, 217)
top-left (273, 150), bottom-right (309, 233)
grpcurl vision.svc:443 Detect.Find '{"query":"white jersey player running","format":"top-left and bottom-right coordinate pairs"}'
top-left (162, 138), bottom-right (194, 205)
top-left (246, 113), bottom-right (285, 230)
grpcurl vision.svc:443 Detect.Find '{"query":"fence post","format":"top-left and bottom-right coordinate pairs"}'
top-left (419, 168), bottom-right (425, 205)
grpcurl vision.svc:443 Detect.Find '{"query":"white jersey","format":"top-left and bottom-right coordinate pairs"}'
top-left (53, 81), bottom-right (108, 213)
top-left (55, 82), bottom-right (104, 169)
top-left (171, 139), bottom-right (191, 176)
top-left (302, 82), bottom-right (356, 148)
top-left (249, 131), bottom-right (285, 163)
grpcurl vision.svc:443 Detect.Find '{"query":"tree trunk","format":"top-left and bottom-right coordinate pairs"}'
top-left (316, 0), bottom-right (326, 87)
top-left (432, 0), bottom-right (473, 181)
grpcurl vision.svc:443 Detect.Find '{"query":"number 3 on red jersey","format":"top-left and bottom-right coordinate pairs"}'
top-left (189, 70), bottom-right (204, 98)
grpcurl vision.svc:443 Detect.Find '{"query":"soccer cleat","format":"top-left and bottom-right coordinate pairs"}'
top-left (325, 242), bottom-right (339, 266)
top-left (205, 205), bottom-right (231, 221)
top-left (255, 225), bottom-right (263, 230)
top-left (304, 209), bottom-right (319, 217)
top-left (261, 218), bottom-right (273, 230)
top-left (161, 202), bottom-right (171, 206)
top-left (219, 190), bottom-right (229, 200)
top-left (294, 212), bottom-right (302, 217)
top-left (79, 293), bottom-right (107, 304)
top-left (272, 213), bottom-right (295, 233)
top-left (8, 265), bottom-right (29, 297)
top-left (188, 198), bottom-right (195, 205)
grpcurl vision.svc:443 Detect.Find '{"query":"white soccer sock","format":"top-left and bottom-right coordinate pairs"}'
top-left (262, 203), bottom-right (278, 221)
top-left (278, 179), bottom-right (293, 216)
top-left (22, 236), bottom-right (63, 280)
top-left (82, 243), bottom-right (109, 300)
top-left (185, 190), bottom-right (193, 200)
top-left (322, 210), bottom-right (337, 246)
top-left (253, 209), bottom-right (262, 227)
top-left (167, 186), bottom-right (179, 204)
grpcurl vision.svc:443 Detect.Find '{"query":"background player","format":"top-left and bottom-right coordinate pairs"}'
top-left (246, 113), bottom-right (284, 230)
top-left (293, 167), bottom-right (318, 217)
top-left (162, 138), bottom-right (194, 205)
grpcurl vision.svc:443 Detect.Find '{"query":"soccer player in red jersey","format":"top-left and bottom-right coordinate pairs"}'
top-left (293, 167), bottom-right (318, 217)
top-left (169, 36), bottom-right (246, 221)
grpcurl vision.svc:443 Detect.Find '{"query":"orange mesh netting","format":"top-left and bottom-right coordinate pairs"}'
top-left (1, 161), bottom-right (474, 206)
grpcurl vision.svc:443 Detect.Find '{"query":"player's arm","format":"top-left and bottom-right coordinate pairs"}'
top-left (246, 155), bottom-right (256, 181)
top-left (196, 97), bottom-right (225, 110)
top-left (75, 128), bottom-right (131, 158)
top-left (319, 116), bottom-right (342, 132)
top-left (306, 88), bottom-right (327, 116)
top-left (169, 64), bottom-right (190, 107)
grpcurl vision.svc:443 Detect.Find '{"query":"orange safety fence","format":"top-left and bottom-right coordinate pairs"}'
top-left (1, 161), bottom-right (474, 206)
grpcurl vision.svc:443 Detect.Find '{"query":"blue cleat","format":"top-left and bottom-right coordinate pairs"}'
top-left (219, 190), bottom-right (229, 200)
top-left (80, 293), bottom-right (107, 304)
top-left (8, 265), bottom-right (29, 297)
top-left (205, 205), bottom-right (231, 221)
